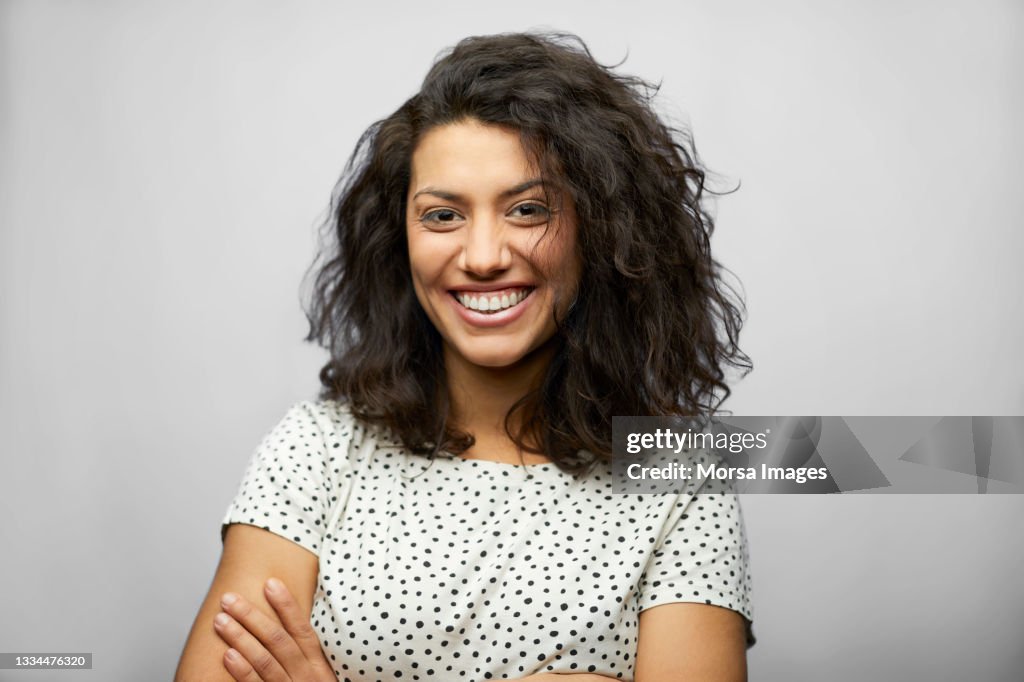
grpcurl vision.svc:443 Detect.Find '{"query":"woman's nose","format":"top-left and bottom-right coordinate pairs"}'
top-left (458, 220), bottom-right (512, 275)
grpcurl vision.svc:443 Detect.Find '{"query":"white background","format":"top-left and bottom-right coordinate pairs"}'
top-left (2, 1), bottom-right (1023, 680)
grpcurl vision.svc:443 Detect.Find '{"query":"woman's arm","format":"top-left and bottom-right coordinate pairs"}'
top-left (174, 524), bottom-right (320, 681)
top-left (214, 582), bottom-right (629, 682)
top-left (634, 603), bottom-right (748, 682)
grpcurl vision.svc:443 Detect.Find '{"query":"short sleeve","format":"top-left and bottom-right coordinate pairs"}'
top-left (221, 401), bottom-right (347, 556)
top-left (636, 473), bottom-right (755, 643)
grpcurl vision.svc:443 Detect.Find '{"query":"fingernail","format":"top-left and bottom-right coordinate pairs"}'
top-left (214, 612), bottom-right (231, 627)
top-left (221, 593), bottom-right (238, 607)
top-left (266, 578), bottom-right (283, 594)
top-left (225, 648), bottom-right (239, 661)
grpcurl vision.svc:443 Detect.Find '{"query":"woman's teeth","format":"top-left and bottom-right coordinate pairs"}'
top-left (455, 288), bottom-right (532, 313)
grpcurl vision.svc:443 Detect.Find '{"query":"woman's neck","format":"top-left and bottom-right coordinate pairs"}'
top-left (444, 343), bottom-right (555, 463)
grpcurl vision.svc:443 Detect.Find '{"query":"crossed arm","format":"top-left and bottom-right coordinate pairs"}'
top-left (175, 525), bottom-right (747, 681)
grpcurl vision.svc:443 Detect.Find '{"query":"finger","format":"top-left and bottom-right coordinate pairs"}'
top-left (264, 578), bottom-right (324, 661)
top-left (220, 592), bottom-right (308, 674)
top-left (213, 611), bottom-right (289, 682)
top-left (222, 647), bottom-right (264, 682)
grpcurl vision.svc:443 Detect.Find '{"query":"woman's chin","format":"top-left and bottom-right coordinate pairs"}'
top-left (447, 338), bottom-right (548, 371)
top-left (458, 349), bottom-right (529, 370)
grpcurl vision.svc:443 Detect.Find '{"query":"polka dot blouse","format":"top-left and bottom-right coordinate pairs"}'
top-left (222, 401), bottom-right (754, 681)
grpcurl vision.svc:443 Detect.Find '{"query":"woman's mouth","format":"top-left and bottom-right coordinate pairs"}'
top-left (451, 286), bottom-right (534, 314)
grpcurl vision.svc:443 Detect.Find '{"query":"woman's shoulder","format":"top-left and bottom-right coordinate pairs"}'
top-left (272, 397), bottom-right (351, 433)
top-left (274, 398), bottom-right (405, 456)
top-left (283, 397), bottom-right (354, 426)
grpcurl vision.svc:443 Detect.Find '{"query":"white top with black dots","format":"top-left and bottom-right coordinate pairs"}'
top-left (222, 400), bottom-right (753, 682)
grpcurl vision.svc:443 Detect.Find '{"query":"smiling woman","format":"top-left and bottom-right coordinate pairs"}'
top-left (407, 121), bottom-right (583, 458)
top-left (406, 121), bottom-right (580, 374)
top-left (176, 31), bottom-right (753, 682)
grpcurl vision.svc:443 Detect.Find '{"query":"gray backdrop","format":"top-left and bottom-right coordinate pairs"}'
top-left (1, 1), bottom-right (1022, 680)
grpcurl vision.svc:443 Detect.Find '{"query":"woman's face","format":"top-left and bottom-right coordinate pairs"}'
top-left (406, 119), bottom-right (580, 371)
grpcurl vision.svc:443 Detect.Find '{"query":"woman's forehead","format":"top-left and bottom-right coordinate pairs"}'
top-left (409, 121), bottom-right (539, 192)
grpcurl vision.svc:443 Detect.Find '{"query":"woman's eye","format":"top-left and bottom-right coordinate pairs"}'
top-left (509, 203), bottom-right (550, 224)
top-left (421, 209), bottom-right (461, 225)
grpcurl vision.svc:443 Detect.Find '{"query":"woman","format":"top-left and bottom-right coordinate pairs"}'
top-left (176, 31), bottom-right (753, 682)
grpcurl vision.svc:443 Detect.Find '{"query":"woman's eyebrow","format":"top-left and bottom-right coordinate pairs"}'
top-left (412, 178), bottom-right (544, 202)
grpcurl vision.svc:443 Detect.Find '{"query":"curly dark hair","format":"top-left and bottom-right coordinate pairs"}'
top-left (304, 31), bottom-right (751, 475)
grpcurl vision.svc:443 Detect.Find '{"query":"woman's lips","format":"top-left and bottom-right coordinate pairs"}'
top-left (447, 287), bottom-right (535, 328)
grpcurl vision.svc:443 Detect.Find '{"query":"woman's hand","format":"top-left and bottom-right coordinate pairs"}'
top-left (213, 577), bottom-right (336, 682)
